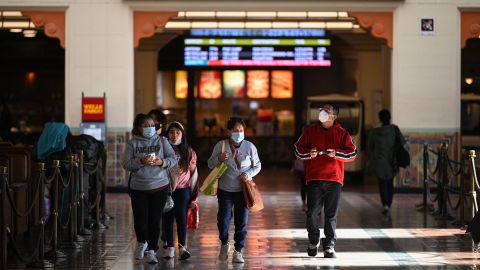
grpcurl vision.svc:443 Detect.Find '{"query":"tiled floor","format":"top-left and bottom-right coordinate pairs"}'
top-left (6, 168), bottom-right (480, 269)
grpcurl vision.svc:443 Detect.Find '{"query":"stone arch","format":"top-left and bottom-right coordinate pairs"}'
top-left (349, 12), bottom-right (393, 48)
top-left (133, 11), bottom-right (178, 48)
top-left (22, 11), bottom-right (65, 48)
top-left (461, 11), bottom-right (480, 48)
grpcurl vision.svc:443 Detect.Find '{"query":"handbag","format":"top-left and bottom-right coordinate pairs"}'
top-left (200, 140), bottom-right (228, 196)
top-left (187, 201), bottom-right (200, 229)
top-left (242, 180), bottom-right (264, 212)
top-left (394, 126), bottom-right (410, 168)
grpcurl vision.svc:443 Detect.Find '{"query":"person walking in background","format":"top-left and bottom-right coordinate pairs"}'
top-left (148, 109), bottom-right (167, 137)
top-left (123, 114), bottom-right (177, 264)
top-left (208, 117), bottom-right (261, 263)
top-left (161, 121), bottom-right (198, 260)
top-left (292, 157), bottom-right (307, 211)
top-left (294, 103), bottom-right (356, 258)
top-left (366, 109), bottom-right (406, 216)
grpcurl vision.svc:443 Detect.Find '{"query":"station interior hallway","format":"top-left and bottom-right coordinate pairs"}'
top-left (7, 167), bottom-right (479, 270)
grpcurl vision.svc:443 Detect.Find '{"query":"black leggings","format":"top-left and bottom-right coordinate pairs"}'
top-left (130, 189), bottom-right (168, 251)
top-left (162, 188), bottom-right (191, 247)
top-left (378, 178), bottom-right (394, 207)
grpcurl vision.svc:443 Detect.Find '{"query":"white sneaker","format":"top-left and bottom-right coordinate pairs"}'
top-left (218, 243), bottom-right (230, 261)
top-left (163, 247), bottom-right (175, 259)
top-left (232, 250), bottom-right (245, 263)
top-left (145, 250), bottom-right (158, 264)
top-left (135, 241), bottom-right (148, 260)
top-left (179, 246), bottom-right (191, 260)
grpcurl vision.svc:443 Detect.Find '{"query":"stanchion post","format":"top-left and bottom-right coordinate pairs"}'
top-left (68, 155), bottom-right (76, 242)
top-left (459, 153), bottom-right (466, 226)
top-left (423, 144), bottom-right (428, 207)
top-left (469, 150), bottom-right (477, 221)
top-left (441, 142), bottom-right (449, 218)
top-left (51, 160), bottom-right (60, 254)
top-left (78, 151), bottom-right (85, 235)
top-left (37, 163), bottom-right (45, 262)
top-left (1, 166), bottom-right (8, 270)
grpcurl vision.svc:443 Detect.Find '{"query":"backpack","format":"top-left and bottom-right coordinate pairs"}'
top-left (394, 126), bottom-right (410, 168)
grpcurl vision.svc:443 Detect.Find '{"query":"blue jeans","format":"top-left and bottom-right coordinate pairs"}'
top-left (306, 180), bottom-right (342, 249)
top-left (162, 187), bottom-right (191, 247)
top-left (217, 189), bottom-right (249, 252)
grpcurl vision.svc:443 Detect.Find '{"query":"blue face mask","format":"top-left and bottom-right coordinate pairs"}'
top-left (142, 127), bottom-right (156, 138)
top-left (169, 140), bottom-right (181, 146)
top-left (230, 132), bottom-right (245, 143)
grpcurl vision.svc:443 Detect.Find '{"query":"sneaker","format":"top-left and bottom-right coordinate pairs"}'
top-left (218, 242), bottom-right (230, 261)
top-left (135, 241), bottom-right (148, 260)
top-left (307, 244), bottom-right (318, 257)
top-left (232, 250), bottom-right (245, 263)
top-left (324, 247), bottom-right (336, 258)
top-left (163, 247), bottom-right (175, 259)
top-left (145, 250), bottom-right (158, 264)
top-left (179, 246), bottom-right (191, 260)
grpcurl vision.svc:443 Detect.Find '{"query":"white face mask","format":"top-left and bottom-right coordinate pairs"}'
top-left (318, 110), bottom-right (330, 123)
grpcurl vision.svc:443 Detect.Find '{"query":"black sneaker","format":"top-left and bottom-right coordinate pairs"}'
top-left (307, 244), bottom-right (318, 257)
top-left (324, 247), bottom-right (336, 258)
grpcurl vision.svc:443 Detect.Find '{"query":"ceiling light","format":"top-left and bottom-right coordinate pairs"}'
top-left (165, 21), bottom-right (191, 29)
top-left (277, 12), bottom-right (307, 18)
top-left (23, 29), bottom-right (37, 35)
top-left (299, 22), bottom-right (326, 28)
top-left (326, 22), bottom-right (353, 29)
top-left (177, 11), bottom-right (185, 17)
top-left (24, 33), bottom-right (36, 38)
top-left (218, 21), bottom-right (245, 28)
top-left (2, 11), bottom-right (22, 17)
top-left (272, 22), bottom-right (299, 28)
top-left (338, 12), bottom-right (349, 17)
top-left (9, 28), bottom-right (22, 33)
top-left (353, 24), bottom-right (360, 29)
top-left (185, 11), bottom-right (215, 18)
top-left (3, 21), bottom-right (30, 28)
top-left (245, 21), bottom-right (272, 28)
top-left (191, 21), bottom-right (218, 28)
top-left (308, 12), bottom-right (338, 18)
top-left (465, 78), bottom-right (474, 85)
top-left (216, 11), bottom-right (246, 18)
top-left (247, 11), bottom-right (276, 18)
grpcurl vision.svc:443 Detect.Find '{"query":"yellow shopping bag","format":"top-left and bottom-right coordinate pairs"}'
top-left (200, 140), bottom-right (227, 196)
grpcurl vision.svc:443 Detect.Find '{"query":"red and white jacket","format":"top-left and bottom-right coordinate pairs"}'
top-left (294, 121), bottom-right (357, 186)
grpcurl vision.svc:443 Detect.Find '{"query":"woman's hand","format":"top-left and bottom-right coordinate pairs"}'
top-left (239, 173), bottom-right (249, 183)
top-left (141, 156), bottom-right (154, 165)
top-left (219, 152), bottom-right (228, 162)
top-left (151, 158), bottom-right (164, 166)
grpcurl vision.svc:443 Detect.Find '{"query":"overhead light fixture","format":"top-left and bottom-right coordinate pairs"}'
top-left (338, 12), bottom-right (349, 17)
top-left (165, 21), bottom-right (192, 29)
top-left (247, 11), bottom-right (276, 18)
top-left (185, 11), bottom-right (216, 18)
top-left (353, 24), bottom-right (360, 29)
top-left (191, 21), bottom-right (218, 28)
top-left (218, 21), bottom-right (245, 28)
top-left (308, 12), bottom-right (338, 18)
top-left (245, 21), bottom-right (272, 28)
top-left (299, 22), bottom-right (326, 28)
top-left (9, 28), bottom-right (22, 33)
top-left (326, 21), bottom-right (353, 29)
top-left (177, 11), bottom-right (185, 17)
top-left (277, 12), bottom-right (307, 18)
top-left (272, 22), bottom-right (299, 28)
top-left (465, 77), bottom-right (474, 85)
top-left (3, 21), bottom-right (30, 28)
top-left (216, 11), bottom-right (246, 18)
top-left (2, 11), bottom-right (22, 17)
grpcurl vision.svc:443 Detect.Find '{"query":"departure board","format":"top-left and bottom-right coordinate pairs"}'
top-left (184, 38), bottom-right (331, 67)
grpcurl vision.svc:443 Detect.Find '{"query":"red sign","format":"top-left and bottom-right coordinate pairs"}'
top-left (82, 97), bottom-right (105, 122)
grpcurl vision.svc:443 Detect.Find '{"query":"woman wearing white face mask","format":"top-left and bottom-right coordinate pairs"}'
top-left (207, 117), bottom-right (262, 263)
top-left (161, 121), bottom-right (198, 260)
top-left (123, 114), bottom-right (177, 264)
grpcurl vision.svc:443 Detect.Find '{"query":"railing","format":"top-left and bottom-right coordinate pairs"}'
top-left (0, 150), bottom-right (107, 268)
top-left (417, 142), bottom-right (479, 227)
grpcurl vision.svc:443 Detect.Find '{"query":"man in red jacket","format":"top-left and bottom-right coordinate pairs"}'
top-left (294, 103), bottom-right (356, 258)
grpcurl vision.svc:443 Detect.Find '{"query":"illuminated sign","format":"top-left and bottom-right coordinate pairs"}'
top-left (189, 29), bottom-right (326, 37)
top-left (184, 38), bottom-right (331, 67)
top-left (82, 97), bottom-right (105, 122)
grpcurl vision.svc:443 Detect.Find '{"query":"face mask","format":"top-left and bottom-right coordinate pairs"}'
top-left (169, 139), bottom-right (181, 146)
top-left (318, 110), bottom-right (330, 123)
top-left (142, 127), bottom-right (156, 138)
top-left (230, 132), bottom-right (245, 143)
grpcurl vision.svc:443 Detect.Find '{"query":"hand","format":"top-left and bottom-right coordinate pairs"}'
top-left (239, 173), bottom-right (249, 183)
top-left (141, 156), bottom-right (154, 165)
top-left (151, 158), bottom-right (164, 166)
top-left (326, 149), bottom-right (336, 158)
top-left (219, 152), bottom-right (228, 162)
top-left (310, 148), bottom-right (318, 158)
top-left (189, 201), bottom-right (196, 209)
